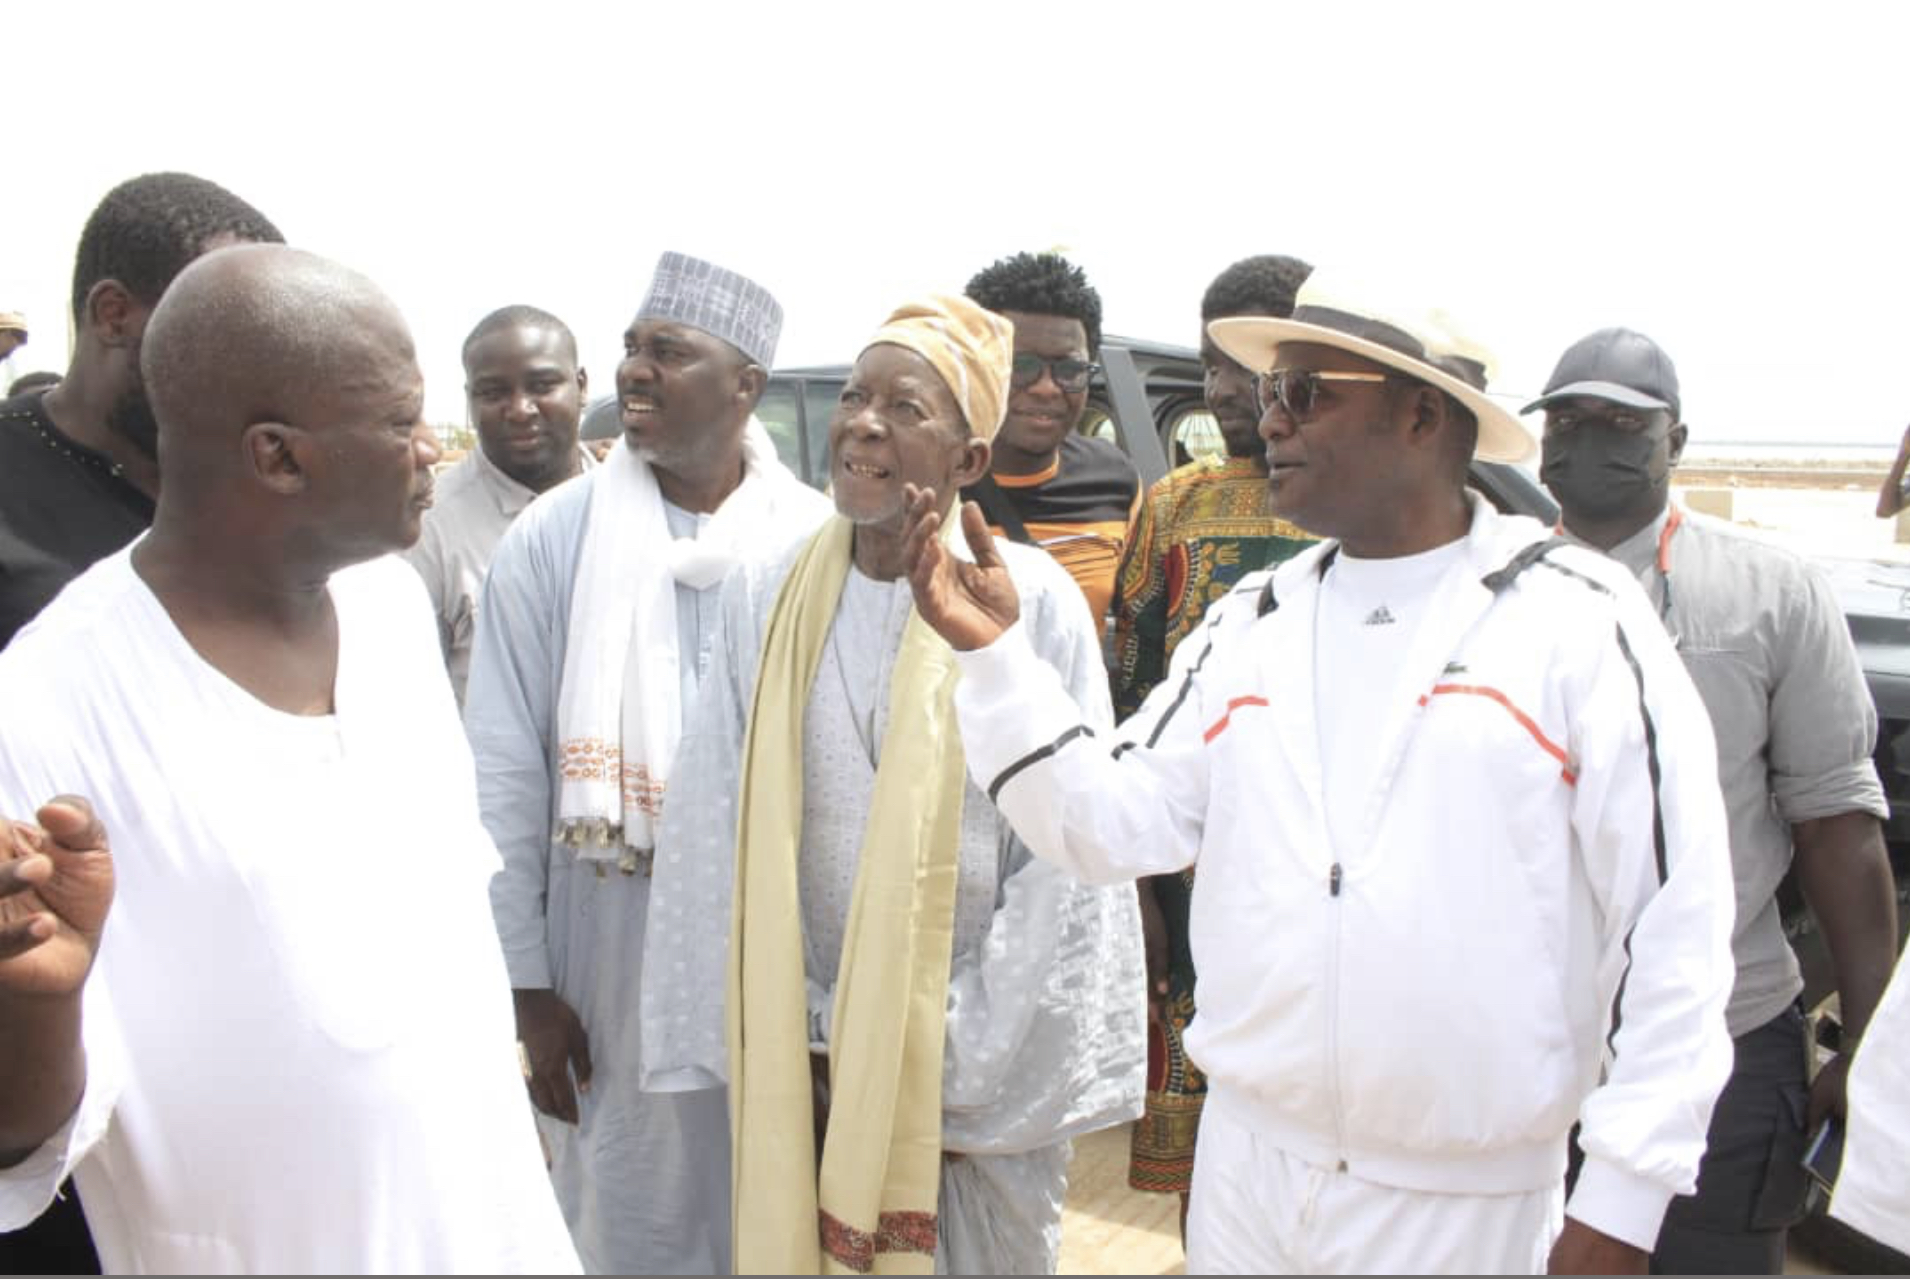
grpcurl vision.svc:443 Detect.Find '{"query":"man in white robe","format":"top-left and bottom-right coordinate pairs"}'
top-left (465, 252), bottom-right (829, 1273)
top-left (640, 296), bottom-right (1144, 1274)
top-left (0, 245), bottom-right (579, 1274)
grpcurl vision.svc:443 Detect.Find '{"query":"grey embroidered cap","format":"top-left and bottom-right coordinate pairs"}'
top-left (636, 251), bottom-right (783, 368)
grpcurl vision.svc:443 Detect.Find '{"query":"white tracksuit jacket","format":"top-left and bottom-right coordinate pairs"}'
top-left (951, 497), bottom-right (1735, 1252)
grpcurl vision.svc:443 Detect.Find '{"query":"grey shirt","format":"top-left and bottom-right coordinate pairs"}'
top-left (1577, 506), bottom-right (1886, 1035)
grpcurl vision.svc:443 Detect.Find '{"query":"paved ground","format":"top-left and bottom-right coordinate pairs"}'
top-left (1058, 1124), bottom-right (1184, 1275)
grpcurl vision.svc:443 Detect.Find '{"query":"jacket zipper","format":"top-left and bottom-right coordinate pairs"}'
top-left (1326, 860), bottom-right (1349, 1173)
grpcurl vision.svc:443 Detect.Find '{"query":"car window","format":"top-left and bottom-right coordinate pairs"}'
top-left (580, 395), bottom-right (622, 442)
top-left (1170, 407), bottom-right (1224, 469)
top-left (1078, 405), bottom-right (1117, 444)
top-left (754, 382), bottom-right (804, 477)
top-left (803, 381), bottom-right (842, 485)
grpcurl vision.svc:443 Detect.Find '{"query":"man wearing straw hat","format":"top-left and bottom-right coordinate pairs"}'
top-left (639, 294), bottom-right (1144, 1274)
top-left (903, 274), bottom-right (1736, 1273)
top-left (465, 252), bottom-right (829, 1274)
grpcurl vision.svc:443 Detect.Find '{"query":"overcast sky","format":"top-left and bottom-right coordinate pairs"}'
top-left (9, 1), bottom-right (1907, 448)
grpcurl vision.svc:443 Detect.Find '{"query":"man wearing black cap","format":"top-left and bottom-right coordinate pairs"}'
top-left (1531, 328), bottom-right (1897, 1274)
top-left (905, 274), bottom-right (1737, 1273)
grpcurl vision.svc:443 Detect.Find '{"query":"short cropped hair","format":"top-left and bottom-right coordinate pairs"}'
top-left (461, 304), bottom-right (578, 367)
top-left (1200, 254), bottom-right (1312, 322)
top-left (70, 172), bottom-right (283, 323)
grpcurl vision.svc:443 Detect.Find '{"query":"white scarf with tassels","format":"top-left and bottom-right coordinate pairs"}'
top-left (553, 417), bottom-right (825, 870)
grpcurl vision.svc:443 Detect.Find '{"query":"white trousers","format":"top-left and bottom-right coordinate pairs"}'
top-left (1187, 1103), bottom-right (1565, 1275)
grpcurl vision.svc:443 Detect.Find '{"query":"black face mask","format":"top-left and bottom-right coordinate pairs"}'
top-left (1541, 424), bottom-right (1669, 522)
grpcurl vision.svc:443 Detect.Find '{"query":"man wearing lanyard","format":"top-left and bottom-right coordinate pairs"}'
top-left (1530, 327), bottom-right (1899, 1273)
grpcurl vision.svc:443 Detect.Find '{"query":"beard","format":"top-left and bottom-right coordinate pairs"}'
top-left (105, 380), bottom-right (160, 461)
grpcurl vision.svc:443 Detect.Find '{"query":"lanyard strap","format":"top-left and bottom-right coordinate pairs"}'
top-left (1553, 506), bottom-right (1684, 629)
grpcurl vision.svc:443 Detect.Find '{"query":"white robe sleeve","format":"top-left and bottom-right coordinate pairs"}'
top-left (0, 957), bottom-right (125, 1229)
top-left (464, 496), bottom-right (577, 991)
top-left (637, 559), bottom-right (769, 1092)
top-left (0, 697), bottom-right (126, 1227)
top-left (939, 561), bottom-right (1146, 1153)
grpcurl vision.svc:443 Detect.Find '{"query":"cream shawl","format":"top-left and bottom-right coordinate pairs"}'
top-left (727, 515), bottom-right (967, 1274)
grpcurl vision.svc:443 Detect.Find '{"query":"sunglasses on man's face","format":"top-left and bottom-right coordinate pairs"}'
top-left (1543, 406), bottom-right (1670, 435)
top-left (1252, 368), bottom-right (1392, 422)
top-left (1010, 353), bottom-right (1099, 393)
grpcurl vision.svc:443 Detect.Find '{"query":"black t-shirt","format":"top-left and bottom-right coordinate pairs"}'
top-left (0, 391), bottom-right (155, 646)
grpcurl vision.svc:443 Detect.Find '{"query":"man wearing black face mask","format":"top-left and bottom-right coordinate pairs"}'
top-left (1531, 328), bottom-right (1898, 1275)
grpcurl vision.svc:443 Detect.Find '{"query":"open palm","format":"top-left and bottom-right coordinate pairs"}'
top-left (903, 489), bottom-right (1021, 651)
top-left (0, 799), bottom-right (114, 998)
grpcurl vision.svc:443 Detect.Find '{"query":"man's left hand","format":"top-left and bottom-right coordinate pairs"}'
top-left (1808, 1051), bottom-right (1852, 1132)
top-left (1548, 1218), bottom-right (1646, 1274)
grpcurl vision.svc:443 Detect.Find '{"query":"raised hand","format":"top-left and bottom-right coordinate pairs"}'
top-left (902, 485), bottom-right (1021, 652)
top-left (0, 797), bottom-right (114, 998)
top-left (514, 987), bottom-right (593, 1125)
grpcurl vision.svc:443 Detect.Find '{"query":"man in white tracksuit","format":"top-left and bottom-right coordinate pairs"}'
top-left (901, 275), bottom-right (1737, 1274)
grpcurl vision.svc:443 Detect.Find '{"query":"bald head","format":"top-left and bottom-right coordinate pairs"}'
top-left (143, 245), bottom-right (414, 470)
top-left (141, 244), bottom-right (437, 567)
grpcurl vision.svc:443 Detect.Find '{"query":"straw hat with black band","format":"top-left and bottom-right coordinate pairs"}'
top-left (1207, 275), bottom-right (1536, 465)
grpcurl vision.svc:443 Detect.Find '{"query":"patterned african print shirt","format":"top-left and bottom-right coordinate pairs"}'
top-left (1111, 454), bottom-right (1314, 719)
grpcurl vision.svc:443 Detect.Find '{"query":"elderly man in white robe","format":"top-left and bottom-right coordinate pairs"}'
top-left (640, 295), bottom-right (1145, 1275)
top-left (465, 252), bottom-right (830, 1274)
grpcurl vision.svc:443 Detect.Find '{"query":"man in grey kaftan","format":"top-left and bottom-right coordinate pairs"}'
top-left (465, 484), bottom-right (730, 1273)
top-left (463, 251), bottom-right (829, 1274)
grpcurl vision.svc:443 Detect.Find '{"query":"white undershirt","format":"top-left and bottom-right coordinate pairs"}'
top-left (1314, 537), bottom-right (1471, 861)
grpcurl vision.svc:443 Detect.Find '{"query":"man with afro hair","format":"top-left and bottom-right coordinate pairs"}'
top-left (962, 251), bottom-right (1140, 628)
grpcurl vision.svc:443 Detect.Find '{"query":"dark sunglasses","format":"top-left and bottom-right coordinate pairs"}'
top-left (1252, 368), bottom-right (1391, 421)
top-left (1010, 353), bottom-right (1099, 393)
